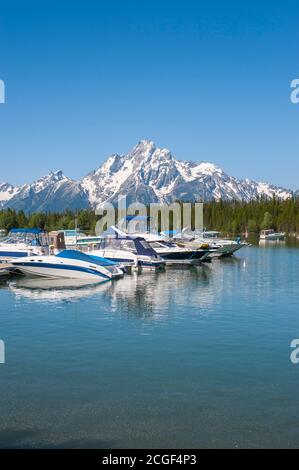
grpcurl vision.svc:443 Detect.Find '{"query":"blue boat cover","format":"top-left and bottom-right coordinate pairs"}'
top-left (10, 228), bottom-right (45, 234)
top-left (162, 230), bottom-right (181, 236)
top-left (56, 250), bottom-right (117, 266)
top-left (125, 215), bottom-right (149, 221)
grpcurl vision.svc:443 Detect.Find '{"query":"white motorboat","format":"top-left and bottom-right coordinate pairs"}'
top-left (170, 229), bottom-right (246, 257)
top-left (201, 232), bottom-right (246, 256)
top-left (10, 250), bottom-right (123, 281)
top-left (131, 232), bottom-right (211, 265)
top-left (89, 226), bottom-right (166, 270)
top-left (116, 217), bottom-right (213, 263)
top-left (260, 229), bottom-right (285, 241)
top-left (0, 228), bottom-right (50, 260)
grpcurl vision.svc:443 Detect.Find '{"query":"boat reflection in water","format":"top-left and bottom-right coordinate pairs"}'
top-left (100, 264), bottom-right (224, 321)
top-left (8, 277), bottom-right (112, 303)
top-left (8, 256), bottom-right (246, 321)
top-left (259, 239), bottom-right (286, 248)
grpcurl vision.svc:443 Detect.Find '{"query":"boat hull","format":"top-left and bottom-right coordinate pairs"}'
top-left (0, 268), bottom-right (11, 276)
top-left (217, 243), bottom-right (244, 256)
top-left (11, 261), bottom-right (113, 280)
top-left (260, 234), bottom-right (285, 241)
top-left (157, 250), bottom-right (208, 265)
top-left (90, 249), bottom-right (165, 271)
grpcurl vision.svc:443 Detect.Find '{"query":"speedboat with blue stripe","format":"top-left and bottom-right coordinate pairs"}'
top-left (10, 250), bottom-right (124, 281)
top-left (0, 228), bottom-right (50, 260)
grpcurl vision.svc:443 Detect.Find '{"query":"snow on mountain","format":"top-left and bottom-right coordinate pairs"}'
top-left (0, 140), bottom-right (293, 212)
top-left (0, 182), bottom-right (20, 206)
top-left (82, 140), bottom-right (292, 207)
top-left (1, 170), bottom-right (89, 213)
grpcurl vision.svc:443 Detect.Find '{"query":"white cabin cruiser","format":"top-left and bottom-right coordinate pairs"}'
top-left (10, 250), bottom-right (123, 281)
top-left (89, 226), bottom-right (166, 270)
top-left (260, 229), bottom-right (285, 241)
top-left (0, 228), bottom-right (50, 260)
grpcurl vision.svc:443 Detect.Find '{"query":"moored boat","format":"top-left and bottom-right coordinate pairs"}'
top-left (170, 229), bottom-right (246, 257)
top-left (259, 229), bottom-right (285, 241)
top-left (89, 226), bottom-right (166, 271)
top-left (10, 250), bottom-right (124, 281)
top-left (0, 228), bottom-right (50, 260)
top-left (131, 232), bottom-right (211, 265)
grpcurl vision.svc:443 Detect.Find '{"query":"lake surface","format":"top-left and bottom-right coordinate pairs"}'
top-left (0, 243), bottom-right (299, 448)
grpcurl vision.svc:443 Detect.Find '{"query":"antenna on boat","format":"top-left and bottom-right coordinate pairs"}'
top-left (75, 215), bottom-right (78, 245)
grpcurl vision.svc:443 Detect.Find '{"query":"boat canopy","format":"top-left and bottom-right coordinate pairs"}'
top-left (10, 228), bottom-right (45, 234)
top-left (4, 228), bottom-right (50, 247)
top-left (56, 249), bottom-right (117, 266)
top-left (100, 227), bottom-right (160, 258)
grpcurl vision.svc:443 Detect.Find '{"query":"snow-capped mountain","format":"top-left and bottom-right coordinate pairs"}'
top-left (1, 171), bottom-right (89, 213)
top-left (0, 140), bottom-right (293, 212)
top-left (0, 182), bottom-right (20, 205)
top-left (82, 140), bottom-right (292, 207)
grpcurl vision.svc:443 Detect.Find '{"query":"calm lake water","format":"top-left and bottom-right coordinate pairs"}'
top-left (0, 242), bottom-right (299, 448)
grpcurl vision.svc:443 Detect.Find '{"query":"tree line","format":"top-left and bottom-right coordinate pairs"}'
top-left (0, 197), bottom-right (299, 236)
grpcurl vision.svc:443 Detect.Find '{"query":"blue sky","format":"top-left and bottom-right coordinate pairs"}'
top-left (0, 0), bottom-right (298, 189)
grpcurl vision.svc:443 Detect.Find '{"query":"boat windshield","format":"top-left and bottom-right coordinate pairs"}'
top-left (203, 231), bottom-right (220, 239)
top-left (162, 241), bottom-right (177, 248)
top-left (98, 237), bottom-right (159, 258)
top-left (134, 239), bottom-right (160, 258)
top-left (150, 240), bottom-right (177, 249)
top-left (1, 230), bottom-right (49, 247)
top-left (98, 238), bottom-right (138, 254)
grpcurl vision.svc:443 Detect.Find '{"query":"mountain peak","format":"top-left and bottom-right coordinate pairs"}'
top-left (133, 139), bottom-right (156, 153)
top-left (0, 140), bottom-right (293, 211)
top-left (45, 170), bottom-right (66, 180)
top-left (127, 140), bottom-right (157, 166)
top-left (28, 170), bottom-right (68, 193)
